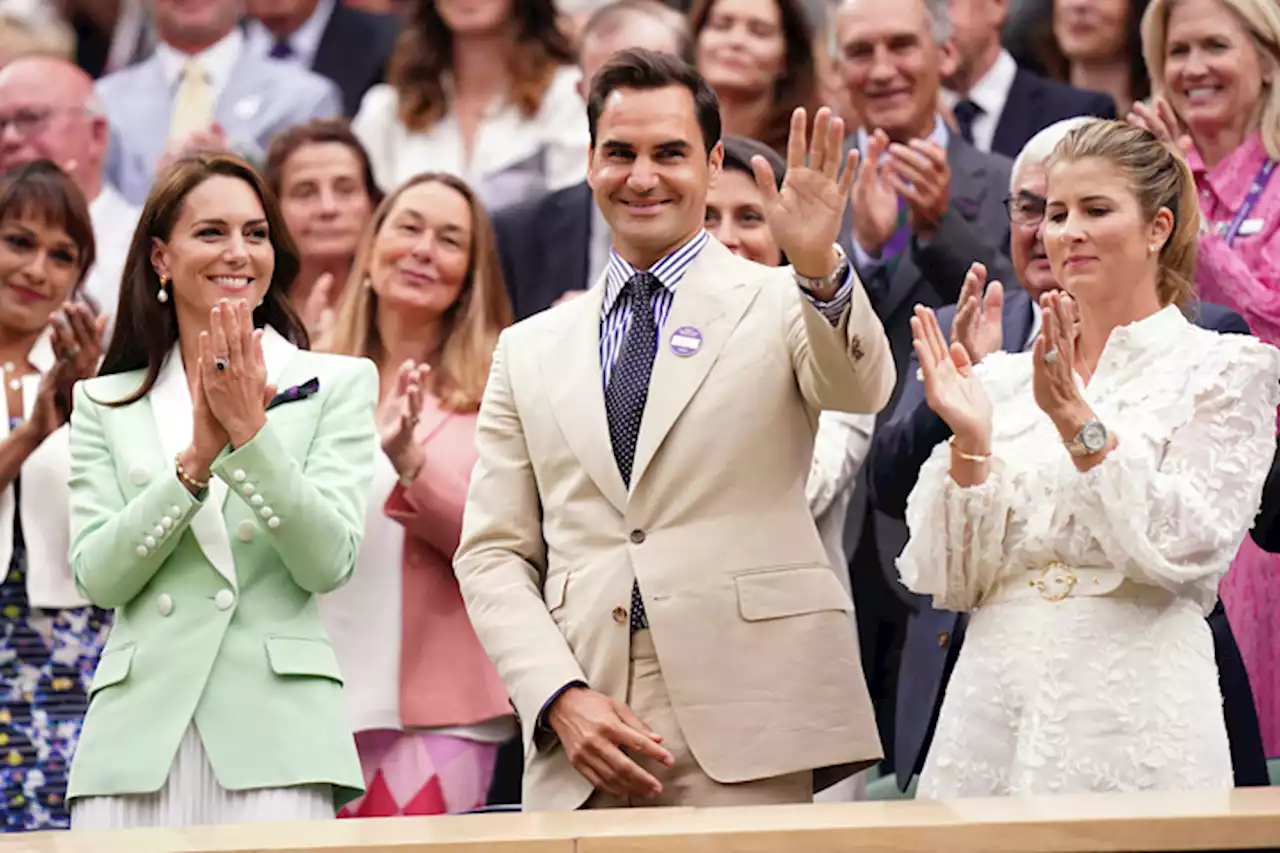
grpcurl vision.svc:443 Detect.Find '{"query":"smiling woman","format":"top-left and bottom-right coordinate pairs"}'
top-left (64, 152), bottom-right (380, 829)
top-left (0, 160), bottom-right (107, 833)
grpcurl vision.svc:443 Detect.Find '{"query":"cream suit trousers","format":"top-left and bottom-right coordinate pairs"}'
top-left (584, 631), bottom-right (812, 809)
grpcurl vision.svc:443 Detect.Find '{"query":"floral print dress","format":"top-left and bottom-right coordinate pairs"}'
top-left (0, 416), bottom-right (111, 831)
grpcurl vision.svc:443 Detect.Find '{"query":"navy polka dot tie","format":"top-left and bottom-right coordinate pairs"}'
top-left (605, 272), bottom-right (660, 632)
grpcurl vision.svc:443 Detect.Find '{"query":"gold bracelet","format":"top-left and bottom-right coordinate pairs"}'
top-left (174, 453), bottom-right (209, 491)
top-left (948, 436), bottom-right (991, 462)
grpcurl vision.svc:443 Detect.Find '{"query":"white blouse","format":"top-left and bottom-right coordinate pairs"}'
top-left (352, 66), bottom-right (588, 212)
top-left (897, 305), bottom-right (1280, 798)
top-left (900, 305), bottom-right (1280, 615)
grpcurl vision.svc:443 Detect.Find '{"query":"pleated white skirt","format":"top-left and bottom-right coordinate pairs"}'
top-left (71, 724), bottom-right (335, 829)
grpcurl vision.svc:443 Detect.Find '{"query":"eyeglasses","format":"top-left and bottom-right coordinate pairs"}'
top-left (0, 107), bottom-right (79, 139)
top-left (1003, 192), bottom-right (1047, 226)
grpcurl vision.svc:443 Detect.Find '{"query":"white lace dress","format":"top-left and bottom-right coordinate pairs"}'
top-left (898, 306), bottom-right (1280, 797)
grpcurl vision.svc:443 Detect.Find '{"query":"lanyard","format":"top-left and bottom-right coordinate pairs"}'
top-left (1222, 159), bottom-right (1277, 247)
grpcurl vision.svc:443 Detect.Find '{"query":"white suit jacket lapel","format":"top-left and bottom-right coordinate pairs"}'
top-left (150, 347), bottom-right (236, 588)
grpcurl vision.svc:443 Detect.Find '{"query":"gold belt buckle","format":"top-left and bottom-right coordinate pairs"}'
top-left (1035, 561), bottom-right (1078, 602)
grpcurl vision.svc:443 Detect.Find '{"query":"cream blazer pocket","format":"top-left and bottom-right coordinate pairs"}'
top-left (89, 642), bottom-right (136, 698)
top-left (735, 565), bottom-right (854, 622)
top-left (265, 636), bottom-right (345, 684)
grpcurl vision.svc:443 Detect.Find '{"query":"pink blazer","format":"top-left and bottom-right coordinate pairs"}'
top-left (384, 410), bottom-right (514, 730)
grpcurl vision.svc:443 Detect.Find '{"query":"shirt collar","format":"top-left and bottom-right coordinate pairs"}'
top-left (1187, 132), bottom-right (1271, 210)
top-left (245, 0), bottom-right (335, 65)
top-left (600, 230), bottom-right (710, 318)
top-left (855, 113), bottom-right (950, 157)
top-left (1104, 304), bottom-right (1187, 353)
top-left (154, 27), bottom-right (244, 94)
top-left (943, 49), bottom-right (1017, 120)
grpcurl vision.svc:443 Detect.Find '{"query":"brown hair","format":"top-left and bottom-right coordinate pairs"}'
top-left (263, 118), bottom-right (386, 207)
top-left (323, 173), bottom-right (512, 414)
top-left (98, 152), bottom-right (308, 405)
top-left (387, 0), bottom-right (576, 134)
top-left (689, 0), bottom-right (821, 155)
top-left (1141, 0), bottom-right (1280, 162)
top-left (1046, 120), bottom-right (1200, 308)
top-left (0, 159), bottom-right (95, 297)
top-left (1037, 0), bottom-right (1151, 106)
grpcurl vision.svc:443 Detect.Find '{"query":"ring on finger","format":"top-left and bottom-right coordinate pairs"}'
top-left (1042, 347), bottom-right (1060, 365)
top-left (215, 356), bottom-right (230, 372)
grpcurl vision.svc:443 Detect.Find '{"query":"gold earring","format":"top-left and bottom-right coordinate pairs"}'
top-left (157, 276), bottom-right (169, 303)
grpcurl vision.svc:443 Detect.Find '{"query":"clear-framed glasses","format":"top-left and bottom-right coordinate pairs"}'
top-left (1004, 192), bottom-right (1047, 226)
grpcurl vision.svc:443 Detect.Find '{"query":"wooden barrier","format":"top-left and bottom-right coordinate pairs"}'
top-left (3, 789), bottom-right (1280, 853)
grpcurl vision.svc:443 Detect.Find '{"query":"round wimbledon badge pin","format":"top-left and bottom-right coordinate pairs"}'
top-left (670, 326), bottom-right (702, 357)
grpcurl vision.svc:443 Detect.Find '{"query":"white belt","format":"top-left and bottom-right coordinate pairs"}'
top-left (982, 562), bottom-right (1169, 606)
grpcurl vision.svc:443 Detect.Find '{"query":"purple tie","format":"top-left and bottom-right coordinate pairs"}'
top-left (269, 40), bottom-right (293, 60)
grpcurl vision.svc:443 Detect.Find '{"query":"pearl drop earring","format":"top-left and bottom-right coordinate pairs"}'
top-left (157, 276), bottom-right (170, 303)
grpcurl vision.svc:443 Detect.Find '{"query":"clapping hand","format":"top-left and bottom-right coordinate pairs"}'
top-left (951, 263), bottom-right (1004, 365)
top-left (1127, 97), bottom-right (1193, 156)
top-left (198, 299), bottom-right (274, 449)
top-left (753, 106), bottom-right (857, 288)
top-left (849, 129), bottom-right (900, 259)
top-left (377, 359), bottom-right (430, 483)
top-left (1031, 291), bottom-right (1091, 435)
top-left (885, 138), bottom-right (950, 238)
top-left (911, 304), bottom-right (992, 452)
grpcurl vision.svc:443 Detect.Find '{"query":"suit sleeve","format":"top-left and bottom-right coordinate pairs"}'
top-left (211, 359), bottom-right (378, 594)
top-left (454, 332), bottom-right (588, 751)
top-left (385, 433), bottom-right (476, 559)
top-left (912, 209), bottom-right (1009, 304)
top-left (784, 267), bottom-right (895, 415)
top-left (300, 76), bottom-right (343, 122)
top-left (1251, 436), bottom-right (1280, 553)
top-left (68, 383), bottom-right (206, 608)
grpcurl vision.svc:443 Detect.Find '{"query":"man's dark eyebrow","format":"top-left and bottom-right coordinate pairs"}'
top-left (601, 140), bottom-right (635, 153)
top-left (1017, 189), bottom-right (1047, 203)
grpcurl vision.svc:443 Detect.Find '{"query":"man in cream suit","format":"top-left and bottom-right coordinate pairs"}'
top-left (455, 49), bottom-right (894, 811)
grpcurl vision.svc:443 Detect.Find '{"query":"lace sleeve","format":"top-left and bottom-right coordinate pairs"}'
top-left (896, 353), bottom-right (1021, 612)
top-left (1069, 340), bottom-right (1280, 592)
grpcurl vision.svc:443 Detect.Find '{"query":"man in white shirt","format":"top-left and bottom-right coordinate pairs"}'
top-left (96, 0), bottom-right (341, 204)
top-left (0, 56), bottom-right (138, 325)
top-left (943, 0), bottom-right (1115, 158)
top-left (245, 0), bottom-right (399, 117)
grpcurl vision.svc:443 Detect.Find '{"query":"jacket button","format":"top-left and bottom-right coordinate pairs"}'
top-left (237, 520), bottom-right (257, 542)
top-left (629, 530), bottom-right (645, 544)
top-left (233, 469), bottom-right (247, 482)
top-left (937, 632), bottom-right (950, 648)
top-left (214, 589), bottom-right (235, 611)
top-left (612, 606), bottom-right (627, 623)
top-left (157, 594), bottom-right (173, 616)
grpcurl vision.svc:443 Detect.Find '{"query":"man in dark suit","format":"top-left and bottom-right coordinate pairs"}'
top-left (832, 0), bottom-right (1015, 764)
top-left (945, 0), bottom-right (1114, 159)
top-left (493, 0), bottom-right (692, 321)
top-left (867, 116), bottom-right (1271, 793)
top-left (246, 0), bottom-right (399, 117)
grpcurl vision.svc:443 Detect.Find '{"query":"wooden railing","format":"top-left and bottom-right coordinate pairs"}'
top-left (4, 789), bottom-right (1280, 852)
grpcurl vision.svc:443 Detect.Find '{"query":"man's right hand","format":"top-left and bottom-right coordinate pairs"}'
top-left (547, 686), bottom-right (673, 800)
top-left (951, 262), bottom-right (1004, 365)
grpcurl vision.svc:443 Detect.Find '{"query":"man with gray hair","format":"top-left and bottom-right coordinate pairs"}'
top-left (868, 116), bottom-right (1270, 792)
top-left (493, 0), bottom-right (692, 320)
top-left (831, 0), bottom-right (1013, 765)
top-left (0, 55), bottom-right (139, 323)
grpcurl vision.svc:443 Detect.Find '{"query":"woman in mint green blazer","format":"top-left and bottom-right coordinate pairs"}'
top-left (66, 153), bottom-right (377, 829)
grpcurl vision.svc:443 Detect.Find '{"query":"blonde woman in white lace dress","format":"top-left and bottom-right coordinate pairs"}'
top-left (900, 120), bottom-right (1280, 798)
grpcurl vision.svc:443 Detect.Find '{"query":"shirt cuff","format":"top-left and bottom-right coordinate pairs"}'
top-left (851, 238), bottom-right (886, 272)
top-left (801, 263), bottom-right (855, 326)
top-left (538, 680), bottom-right (588, 732)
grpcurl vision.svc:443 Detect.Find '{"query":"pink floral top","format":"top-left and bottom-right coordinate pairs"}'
top-left (1188, 133), bottom-right (1280, 344)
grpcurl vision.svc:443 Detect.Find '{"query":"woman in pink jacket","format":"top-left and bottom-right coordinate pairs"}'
top-left (1139, 0), bottom-right (1280, 756)
top-left (320, 171), bottom-right (515, 816)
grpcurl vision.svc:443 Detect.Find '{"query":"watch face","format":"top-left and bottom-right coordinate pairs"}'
top-left (1081, 421), bottom-right (1108, 452)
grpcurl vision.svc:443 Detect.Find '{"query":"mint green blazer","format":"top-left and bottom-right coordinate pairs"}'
top-left (65, 329), bottom-right (376, 801)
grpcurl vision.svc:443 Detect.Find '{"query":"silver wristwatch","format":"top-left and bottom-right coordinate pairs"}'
top-left (1065, 419), bottom-right (1108, 457)
top-left (794, 243), bottom-right (850, 294)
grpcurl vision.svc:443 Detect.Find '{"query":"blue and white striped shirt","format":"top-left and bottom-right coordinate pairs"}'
top-left (598, 229), bottom-right (855, 387)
